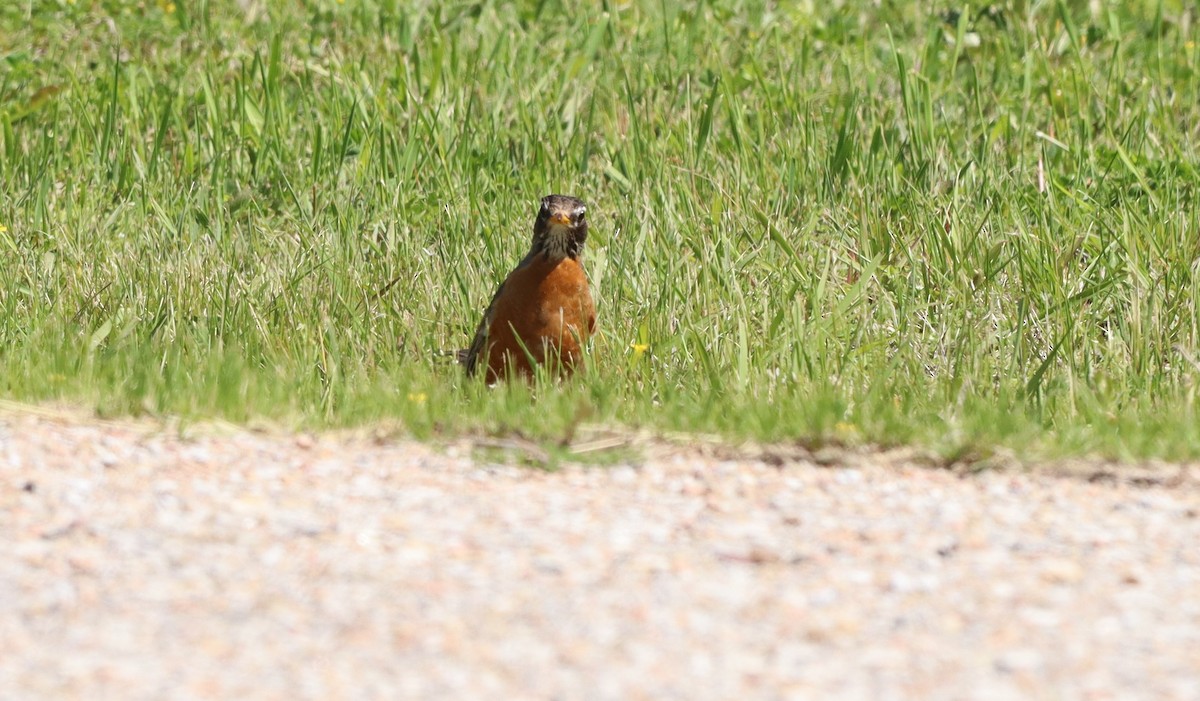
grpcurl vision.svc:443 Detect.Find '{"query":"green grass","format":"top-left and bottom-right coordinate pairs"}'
top-left (3, 0), bottom-right (1200, 461)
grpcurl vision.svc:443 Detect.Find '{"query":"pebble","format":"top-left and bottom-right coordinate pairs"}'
top-left (0, 414), bottom-right (1197, 700)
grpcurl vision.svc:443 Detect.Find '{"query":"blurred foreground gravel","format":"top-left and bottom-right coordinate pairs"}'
top-left (1, 411), bottom-right (1198, 700)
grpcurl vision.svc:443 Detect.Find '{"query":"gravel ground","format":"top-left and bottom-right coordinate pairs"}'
top-left (1, 410), bottom-right (1198, 701)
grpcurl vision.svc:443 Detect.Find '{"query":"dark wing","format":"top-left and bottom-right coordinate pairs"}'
top-left (462, 279), bottom-right (506, 376)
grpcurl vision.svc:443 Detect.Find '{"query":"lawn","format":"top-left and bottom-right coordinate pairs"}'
top-left (2, 0), bottom-right (1199, 461)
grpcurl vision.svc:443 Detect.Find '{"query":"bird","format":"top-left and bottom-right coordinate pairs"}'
top-left (459, 194), bottom-right (596, 383)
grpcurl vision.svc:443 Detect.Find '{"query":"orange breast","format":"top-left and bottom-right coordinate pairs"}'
top-left (485, 254), bottom-right (595, 382)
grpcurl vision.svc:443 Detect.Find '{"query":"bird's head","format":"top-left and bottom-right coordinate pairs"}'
top-left (532, 194), bottom-right (588, 260)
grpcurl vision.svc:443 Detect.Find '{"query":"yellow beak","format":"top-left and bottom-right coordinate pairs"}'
top-left (550, 213), bottom-right (572, 226)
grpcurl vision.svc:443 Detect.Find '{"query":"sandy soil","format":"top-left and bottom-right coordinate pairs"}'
top-left (1, 408), bottom-right (1198, 700)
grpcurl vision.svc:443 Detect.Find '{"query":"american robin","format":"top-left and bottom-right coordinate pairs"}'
top-left (459, 194), bottom-right (596, 383)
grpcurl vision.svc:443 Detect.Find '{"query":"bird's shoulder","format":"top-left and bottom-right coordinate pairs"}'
top-left (462, 250), bottom-right (540, 375)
